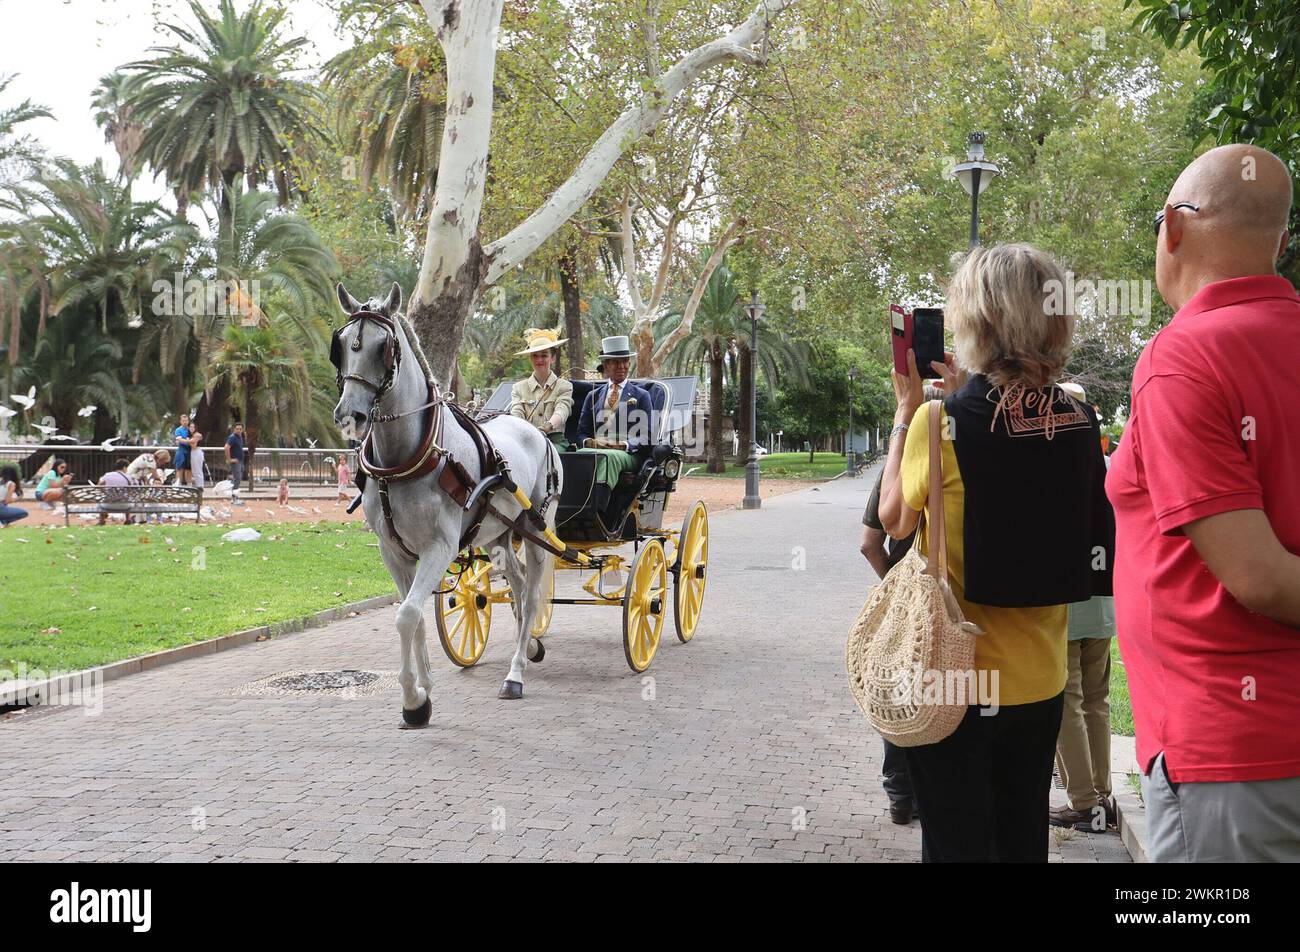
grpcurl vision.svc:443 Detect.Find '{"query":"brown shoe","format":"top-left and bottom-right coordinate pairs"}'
top-left (1049, 803), bottom-right (1107, 833)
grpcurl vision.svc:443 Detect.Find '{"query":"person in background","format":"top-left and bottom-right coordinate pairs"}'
top-left (35, 458), bottom-right (73, 507)
top-left (860, 382), bottom-right (942, 826)
top-left (1108, 144), bottom-right (1300, 861)
top-left (127, 449), bottom-right (170, 485)
top-left (225, 422), bottom-right (246, 505)
top-left (510, 328), bottom-right (575, 450)
top-left (878, 244), bottom-right (1113, 863)
top-left (336, 455), bottom-right (352, 506)
top-left (174, 413), bottom-right (195, 486)
top-left (1049, 381), bottom-right (1117, 834)
top-left (97, 457), bottom-right (132, 525)
top-left (277, 478), bottom-right (289, 506)
top-left (0, 464), bottom-right (27, 527)
top-left (189, 432), bottom-right (205, 489)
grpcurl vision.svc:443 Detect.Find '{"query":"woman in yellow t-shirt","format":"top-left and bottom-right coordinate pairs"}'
top-left (876, 244), bottom-right (1113, 863)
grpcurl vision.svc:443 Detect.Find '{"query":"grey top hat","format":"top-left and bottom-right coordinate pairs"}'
top-left (598, 335), bottom-right (633, 360)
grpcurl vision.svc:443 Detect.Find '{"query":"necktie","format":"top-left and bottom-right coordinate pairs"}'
top-left (606, 382), bottom-right (619, 412)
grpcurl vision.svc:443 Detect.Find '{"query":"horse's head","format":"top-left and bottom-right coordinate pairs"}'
top-left (331, 281), bottom-right (404, 442)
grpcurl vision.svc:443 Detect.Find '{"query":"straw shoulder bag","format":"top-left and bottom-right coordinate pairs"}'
top-left (845, 400), bottom-right (982, 747)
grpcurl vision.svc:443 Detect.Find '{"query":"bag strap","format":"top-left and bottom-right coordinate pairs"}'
top-left (926, 399), bottom-right (949, 582)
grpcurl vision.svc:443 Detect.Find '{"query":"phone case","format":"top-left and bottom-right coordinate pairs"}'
top-left (890, 304), bottom-right (912, 375)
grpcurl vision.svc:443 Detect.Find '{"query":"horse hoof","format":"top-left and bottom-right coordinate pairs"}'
top-left (527, 637), bottom-right (546, 663)
top-left (498, 680), bottom-right (524, 700)
top-left (400, 697), bottom-right (432, 728)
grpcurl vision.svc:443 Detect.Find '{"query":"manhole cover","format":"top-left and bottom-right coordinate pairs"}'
top-left (267, 670), bottom-right (380, 692)
top-left (232, 669), bottom-right (397, 698)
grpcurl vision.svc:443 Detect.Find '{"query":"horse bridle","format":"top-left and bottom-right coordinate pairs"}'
top-left (331, 309), bottom-right (401, 405)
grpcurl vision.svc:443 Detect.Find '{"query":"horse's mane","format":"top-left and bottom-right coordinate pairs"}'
top-left (393, 309), bottom-right (438, 388)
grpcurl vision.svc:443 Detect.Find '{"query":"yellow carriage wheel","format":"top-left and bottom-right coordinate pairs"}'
top-left (434, 549), bottom-right (493, 667)
top-left (672, 501), bottom-right (708, 643)
top-left (622, 538), bottom-right (667, 673)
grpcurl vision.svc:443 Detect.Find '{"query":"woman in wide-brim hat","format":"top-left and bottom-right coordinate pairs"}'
top-left (509, 327), bottom-right (574, 449)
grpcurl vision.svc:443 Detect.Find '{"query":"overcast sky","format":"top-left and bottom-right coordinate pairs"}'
top-left (1, 0), bottom-right (347, 203)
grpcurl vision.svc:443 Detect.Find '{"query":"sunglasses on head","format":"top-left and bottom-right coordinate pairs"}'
top-left (1153, 202), bottom-right (1200, 237)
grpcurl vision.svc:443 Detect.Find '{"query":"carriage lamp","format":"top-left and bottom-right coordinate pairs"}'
top-left (951, 131), bottom-right (1000, 248)
top-left (742, 291), bottom-right (765, 510)
top-left (663, 457), bottom-right (681, 481)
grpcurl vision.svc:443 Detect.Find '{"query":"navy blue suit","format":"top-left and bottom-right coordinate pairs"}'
top-left (576, 380), bottom-right (656, 452)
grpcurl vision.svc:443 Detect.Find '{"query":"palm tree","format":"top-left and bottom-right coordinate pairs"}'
top-left (657, 258), bottom-right (810, 470)
top-left (14, 309), bottom-right (127, 435)
top-left (0, 74), bottom-right (50, 211)
top-left (92, 72), bottom-right (148, 182)
top-left (324, 16), bottom-right (446, 221)
top-left (209, 319), bottom-right (312, 487)
top-left (32, 159), bottom-right (192, 336)
top-left (121, 0), bottom-right (321, 237)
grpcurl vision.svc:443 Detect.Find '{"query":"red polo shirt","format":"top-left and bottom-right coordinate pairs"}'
top-left (1107, 275), bottom-right (1300, 783)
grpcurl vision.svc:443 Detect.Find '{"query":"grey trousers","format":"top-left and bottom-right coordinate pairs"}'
top-left (1142, 751), bottom-right (1300, 862)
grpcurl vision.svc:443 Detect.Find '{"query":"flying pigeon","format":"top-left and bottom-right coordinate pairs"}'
top-left (306, 438), bottom-right (317, 448)
top-left (48, 434), bottom-right (78, 442)
top-left (11, 386), bottom-right (35, 411)
top-left (100, 436), bottom-right (122, 451)
top-left (31, 422), bottom-right (59, 437)
top-left (0, 406), bottom-right (15, 420)
top-left (77, 405), bottom-right (97, 417)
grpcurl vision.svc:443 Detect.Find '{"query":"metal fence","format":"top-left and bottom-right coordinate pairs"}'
top-left (0, 444), bottom-right (357, 489)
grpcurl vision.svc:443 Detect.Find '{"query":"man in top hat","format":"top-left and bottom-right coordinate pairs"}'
top-left (576, 336), bottom-right (655, 454)
top-left (510, 327), bottom-right (575, 449)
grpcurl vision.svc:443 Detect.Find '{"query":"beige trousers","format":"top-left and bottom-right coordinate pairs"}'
top-left (1054, 637), bottom-right (1112, 811)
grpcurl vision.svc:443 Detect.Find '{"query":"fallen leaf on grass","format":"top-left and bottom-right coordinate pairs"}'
top-left (41, 627), bottom-right (61, 634)
top-left (88, 606), bottom-right (97, 612)
top-left (138, 535), bottom-right (151, 544)
top-left (45, 537), bottom-right (52, 544)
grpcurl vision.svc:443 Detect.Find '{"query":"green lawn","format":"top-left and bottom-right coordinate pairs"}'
top-left (687, 451), bottom-right (850, 480)
top-left (1109, 637), bottom-right (1133, 736)
top-left (0, 522), bottom-right (396, 676)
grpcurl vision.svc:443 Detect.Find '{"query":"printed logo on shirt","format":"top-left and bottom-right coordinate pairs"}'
top-left (985, 384), bottom-right (1091, 439)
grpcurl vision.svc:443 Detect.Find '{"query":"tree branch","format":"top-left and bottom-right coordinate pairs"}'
top-left (482, 0), bottom-right (796, 285)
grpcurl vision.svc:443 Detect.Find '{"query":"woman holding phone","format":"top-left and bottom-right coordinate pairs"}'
top-left (878, 243), bottom-right (1114, 863)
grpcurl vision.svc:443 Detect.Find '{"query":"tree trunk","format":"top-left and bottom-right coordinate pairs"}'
top-left (193, 378), bottom-right (230, 447)
top-left (559, 245), bottom-right (584, 379)
top-left (91, 406), bottom-right (116, 444)
top-left (738, 343), bottom-right (753, 462)
top-left (809, 442), bottom-right (815, 464)
top-left (707, 344), bottom-right (726, 474)
top-left (243, 395), bottom-right (259, 493)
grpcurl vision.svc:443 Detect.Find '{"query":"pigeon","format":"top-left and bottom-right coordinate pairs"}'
top-left (306, 438), bottom-right (318, 448)
top-left (77, 405), bottom-right (97, 417)
top-left (0, 406), bottom-right (15, 420)
top-left (100, 436), bottom-right (122, 451)
top-left (48, 434), bottom-right (78, 442)
top-left (31, 422), bottom-right (59, 438)
top-left (265, 509), bottom-right (276, 518)
top-left (11, 386), bottom-right (35, 411)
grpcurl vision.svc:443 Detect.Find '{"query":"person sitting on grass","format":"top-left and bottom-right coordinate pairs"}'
top-left (0, 464), bottom-right (28, 527)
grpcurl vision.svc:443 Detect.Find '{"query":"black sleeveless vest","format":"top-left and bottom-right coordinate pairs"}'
top-left (943, 375), bottom-right (1115, 607)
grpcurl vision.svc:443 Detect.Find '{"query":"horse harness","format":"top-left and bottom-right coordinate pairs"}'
top-left (331, 310), bottom-right (567, 567)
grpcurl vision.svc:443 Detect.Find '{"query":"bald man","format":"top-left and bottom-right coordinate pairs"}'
top-left (1107, 144), bottom-right (1300, 861)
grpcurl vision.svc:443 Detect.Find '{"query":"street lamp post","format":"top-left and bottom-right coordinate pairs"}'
top-left (951, 131), bottom-right (1000, 248)
top-left (742, 291), bottom-right (765, 510)
top-left (847, 366), bottom-right (857, 476)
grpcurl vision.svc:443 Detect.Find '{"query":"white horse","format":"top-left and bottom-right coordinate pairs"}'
top-left (331, 282), bottom-right (560, 726)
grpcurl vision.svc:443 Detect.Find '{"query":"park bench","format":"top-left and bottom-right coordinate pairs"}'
top-left (63, 485), bottom-right (204, 527)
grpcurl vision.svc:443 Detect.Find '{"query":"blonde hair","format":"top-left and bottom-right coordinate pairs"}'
top-left (947, 243), bottom-right (1074, 389)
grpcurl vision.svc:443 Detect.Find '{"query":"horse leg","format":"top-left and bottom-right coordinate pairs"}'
top-left (496, 540), bottom-right (534, 700)
top-left (393, 537), bottom-right (456, 728)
